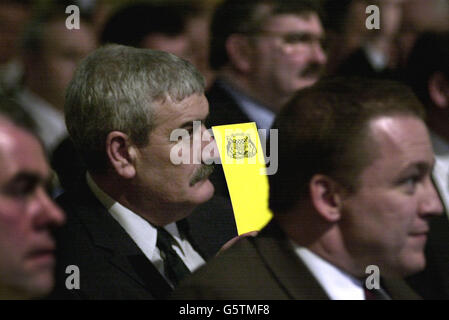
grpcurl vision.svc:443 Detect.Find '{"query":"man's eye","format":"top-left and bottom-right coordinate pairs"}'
top-left (283, 33), bottom-right (308, 44)
top-left (401, 175), bottom-right (420, 193)
top-left (6, 182), bottom-right (36, 198)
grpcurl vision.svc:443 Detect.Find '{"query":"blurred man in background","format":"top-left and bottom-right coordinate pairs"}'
top-left (16, 4), bottom-right (97, 154)
top-left (0, 96), bottom-right (65, 299)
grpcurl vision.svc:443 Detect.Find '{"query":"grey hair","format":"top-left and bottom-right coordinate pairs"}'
top-left (65, 44), bottom-right (206, 173)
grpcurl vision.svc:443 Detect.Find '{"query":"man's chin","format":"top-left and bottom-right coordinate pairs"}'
top-left (295, 77), bottom-right (320, 90)
top-left (191, 179), bottom-right (215, 202)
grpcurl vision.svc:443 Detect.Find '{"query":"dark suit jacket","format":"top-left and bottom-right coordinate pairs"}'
top-left (335, 47), bottom-right (400, 80)
top-left (206, 79), bottom-right (251, 129)
top-left (186, 195), bottom-right (237, 259)
top-left (48, 184), bottom-right (180, 300)
top-left (172, 221), bottom-right (421, 300)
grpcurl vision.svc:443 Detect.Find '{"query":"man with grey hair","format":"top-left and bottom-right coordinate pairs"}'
top-left (49, 45), bottom-right (215, 299)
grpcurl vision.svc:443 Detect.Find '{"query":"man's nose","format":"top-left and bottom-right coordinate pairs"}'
top-left (311, 41), bottom-right (327, 66)
top-left (33, 188), bottom-right (66, 229)
top-left (419, 179), bottom-right (444, 218)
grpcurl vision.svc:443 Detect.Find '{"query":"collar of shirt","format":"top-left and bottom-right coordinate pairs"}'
top-left (290, 242), bottom-right (365, 300)
top-left (217, 78), bottom-right (275, 135)
top-left (431, 131), bottom-right (449, 161)
top-left (85, 173), bottom-right (205, 279)
top-left (430, 131), bottom-right (449, 217)
top-left (363, 43), bottom-right (388, 72)
top-left (16, 88), bottom-right (67, 152)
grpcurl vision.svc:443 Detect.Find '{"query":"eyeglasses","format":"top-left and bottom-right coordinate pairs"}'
top-left (246, 30), bottom-right (327, 52)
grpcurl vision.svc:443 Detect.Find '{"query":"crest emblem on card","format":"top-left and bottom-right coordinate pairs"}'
top-left (226, 133), bottom-right (257, 159)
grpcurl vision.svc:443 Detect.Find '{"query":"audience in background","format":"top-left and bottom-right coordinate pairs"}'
top-left (322, 0), bottom-right (368, 76)
top-left (325, 0), bottom-right (405, 79)
top-left (100, 1), bottom-right (215, 88)
top-left (15, 5), bottom-right (97, 154)
top-left (323, 0), bottom-right (449, 79)
top-left (0, 0), bottom-right (32, 91)
top-left (205, 0), bottom-right (327, 198)
top-left (396, 0), bottom-right (449, 70)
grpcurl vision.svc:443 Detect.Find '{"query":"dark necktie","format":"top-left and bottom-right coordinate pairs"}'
top-left (156, 227), bottom-right (191, 286)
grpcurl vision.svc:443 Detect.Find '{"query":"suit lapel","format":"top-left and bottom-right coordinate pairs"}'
top-left (252, 221), bottom-right (329, 299)
top-left (76, 186), bottom-right (172, 298)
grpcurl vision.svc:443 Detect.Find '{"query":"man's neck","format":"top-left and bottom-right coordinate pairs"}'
top-left (276, 211), bottom-right (366, 279)
top-left (88, 172), bottom-right (193, 227)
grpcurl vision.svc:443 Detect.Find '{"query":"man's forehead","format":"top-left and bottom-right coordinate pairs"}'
top-left (369, 116), bottom-right (427, 140)
top-left (0, 123), bottom-right (48, 175)
top-left (368, 115), bottom-right (432, 160)
top-left (267, 11), bottom-right (321, 24)
top-left (264, 12), bottom-right (324, 34)
top-left (152, 94), bottom-right (208, 126)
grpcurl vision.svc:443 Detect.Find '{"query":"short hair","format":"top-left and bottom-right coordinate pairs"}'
top-left (65, 44), bottom-right (206, 174)
top-left (210, 0), bottom-right (322, 70)
top-left (269, 77), bottom-right (425, 214)
top-left (406, 31), bottom-right (449, 106)
top-left (100, 3), bottom-right (187, 48)
top-left (321, 0), bottom-right (354, 33)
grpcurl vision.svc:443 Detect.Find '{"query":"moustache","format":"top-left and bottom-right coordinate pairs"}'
top-left (300, 63), bottom-right (325, 79)
top-left (189, 164), bottom-right (215, 186)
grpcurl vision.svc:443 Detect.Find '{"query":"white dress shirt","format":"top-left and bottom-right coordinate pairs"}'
top-left (431, 132), bottom-right (449, 218)
top-left (291, 242), bottom-right (365, 300)
top-left (86, 173), bottom-right (205, 286)
top-left (363, 43), bottom-right (389, 72)
top-left (16, 88), bottom-right (67, 152)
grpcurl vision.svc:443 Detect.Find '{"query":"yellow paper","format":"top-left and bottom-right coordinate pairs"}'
top-left (212, 123), bottom-right (272, 235)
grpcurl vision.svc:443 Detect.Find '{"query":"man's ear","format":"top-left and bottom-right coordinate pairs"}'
top-left (309, 174), bottom-right (345, 223)
top-left (105, 131), bottom-right (137, 179)
top-left (226, 34), bottom-right (253, 73)
top-left (429, 72), bottom-right (449, 109)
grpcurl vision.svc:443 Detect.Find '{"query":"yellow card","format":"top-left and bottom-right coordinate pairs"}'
top-left (212, 122), bottom-right (272, 235)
